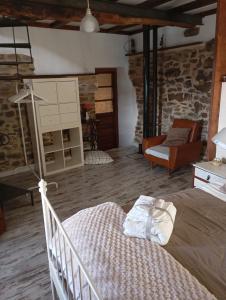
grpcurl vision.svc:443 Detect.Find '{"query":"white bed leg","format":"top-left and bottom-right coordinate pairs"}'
top-left (51, 278), bottom-right (57, 300)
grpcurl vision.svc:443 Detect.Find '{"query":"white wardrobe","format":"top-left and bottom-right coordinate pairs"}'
top-left (30, 77), bottom-right (84, 176)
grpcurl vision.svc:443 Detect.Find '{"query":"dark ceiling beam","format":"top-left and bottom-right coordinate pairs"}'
top-left (169, 0), bottom-right (217, 14)
top-left (3, 0), bottom-right (203, 28)
top-left (128, 27), bottom-right (144, 36)
top-left (137, 0), bottom-right (172, 9)
top-left (24, 20), bottom-right (129, 35)
top-left (50, 20), bottom-right (69, 29)
top-left (105, 24), bottom-right (136, 33)
top-left (196, 8), bottom-right (217, 17)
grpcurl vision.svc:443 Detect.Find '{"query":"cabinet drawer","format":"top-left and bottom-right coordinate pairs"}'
top-left (41, 115), bottom-right (60, 127)
top-left (195, 168), bottom-right (225, 185)
top-left (194, 178), bottom-right (208, 189)
top-left (59, 103), bottom-right (78, 114)
top-left (39, 105), bottom-right (59, 116)
top-left (60, 113), bottom-right (79, 124)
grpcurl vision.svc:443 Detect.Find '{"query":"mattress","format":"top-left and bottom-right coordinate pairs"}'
top-left (161, 188), bottom-right (226, 300)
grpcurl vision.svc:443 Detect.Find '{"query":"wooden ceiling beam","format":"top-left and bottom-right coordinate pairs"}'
top-left (50, 20), bottom-right (69, 29)
top-left (105, 24), bottom-right (136, 33)
top-left (197, 8), bottom-right (217, 17)
top-left (169, 0), bottom-right (217, 14)
top-left (0, 0), bottom-right (202, 28)
top-left (137, 0), bottom-right (172, 9)
top-left (25, 20), bottom-right (129, 35)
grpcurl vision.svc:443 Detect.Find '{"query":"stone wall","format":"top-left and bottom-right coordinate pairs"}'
top-left (0, 54), bottom-right (34, 172)
top-left (128, 40), bottom-right (215, 144)
top-left (0, 63), bottom-right (97, 173)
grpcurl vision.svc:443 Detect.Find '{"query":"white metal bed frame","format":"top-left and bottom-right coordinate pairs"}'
top-left (39, 179), bottom-right (101, 300)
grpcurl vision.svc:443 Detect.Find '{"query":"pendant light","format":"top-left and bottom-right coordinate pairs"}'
top-left (80, 0), bottom-right (100, 33)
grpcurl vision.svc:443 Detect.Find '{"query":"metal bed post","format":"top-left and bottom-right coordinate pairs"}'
top-left (39, 179), bottom-right (57, 300)
top-left (39, 179), bottom-right (102, 300)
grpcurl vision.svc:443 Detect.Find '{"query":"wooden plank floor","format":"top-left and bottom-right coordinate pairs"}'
top-left (0, 147), bottom-right (193, 300)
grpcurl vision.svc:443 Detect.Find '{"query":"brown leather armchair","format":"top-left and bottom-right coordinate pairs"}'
top-left (143, 119), bottom-right (202, 173)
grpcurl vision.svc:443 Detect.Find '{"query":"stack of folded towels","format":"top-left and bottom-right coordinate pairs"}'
top-left (123, 195), bottom-right (177, 246)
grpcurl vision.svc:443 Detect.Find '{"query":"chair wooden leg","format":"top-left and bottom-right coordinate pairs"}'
top-left (150, 161), bottom-right (157, 169)
top-left (168, 168), bottom-right (174, 176)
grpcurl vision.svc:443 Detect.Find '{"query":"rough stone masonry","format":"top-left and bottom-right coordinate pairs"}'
top-left (128, 40), bottom-right (214, 147)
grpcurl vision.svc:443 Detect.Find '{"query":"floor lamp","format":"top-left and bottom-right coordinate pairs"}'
top-left (9, 82), bottom-right (58, 192)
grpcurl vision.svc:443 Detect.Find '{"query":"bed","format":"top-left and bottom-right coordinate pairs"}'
top-left (39, 180), bottom-right (226, 300)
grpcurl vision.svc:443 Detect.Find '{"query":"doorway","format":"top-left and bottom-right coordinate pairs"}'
top-left (95, 68), bottom-right (119, 150)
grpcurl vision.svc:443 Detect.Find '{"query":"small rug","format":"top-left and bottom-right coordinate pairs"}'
top-left (84, 150), bottom-right (114, 165)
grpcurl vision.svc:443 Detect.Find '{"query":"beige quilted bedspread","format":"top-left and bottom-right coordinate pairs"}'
top-left (61, 202), bottom-right (216, 300)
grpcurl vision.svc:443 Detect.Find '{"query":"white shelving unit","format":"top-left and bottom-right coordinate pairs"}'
top-left (28, 77), bottom-right (84, 176)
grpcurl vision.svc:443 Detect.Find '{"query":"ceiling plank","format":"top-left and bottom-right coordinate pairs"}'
top-left (137, 0), bottom-right (172, 9)
top-left (169, 0), bottom-right (217, 14)
top-left (2, 0), bottom-right (202, 28)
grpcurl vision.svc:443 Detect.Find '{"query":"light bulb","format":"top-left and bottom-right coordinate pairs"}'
top-left (80, 8), bottom-right (100, 33)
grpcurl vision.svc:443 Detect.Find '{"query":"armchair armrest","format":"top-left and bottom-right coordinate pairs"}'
top-left (169, 141), bottom-right (202, 169)
top-left (143, 135), bottom-right (167, 152)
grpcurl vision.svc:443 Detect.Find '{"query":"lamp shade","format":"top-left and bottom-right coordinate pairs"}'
top-left (212, 127), bottom-right (226, 149)
top-left (80, 8), bottom-right (100, 33)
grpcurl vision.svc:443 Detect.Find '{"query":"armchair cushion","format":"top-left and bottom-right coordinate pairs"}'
top-left (162, 127), bottom-right (191, 146)
top-left (145, 145), bottom-right (169, 160)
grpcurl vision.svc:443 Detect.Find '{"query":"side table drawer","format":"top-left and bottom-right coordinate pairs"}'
top-left (195, 168), bottom-right (225, 185)
top-left (194, 178), bottom-right (208, 189)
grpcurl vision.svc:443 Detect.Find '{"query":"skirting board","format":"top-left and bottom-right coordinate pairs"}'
top-left (0, 164), bottom-right (35, 178)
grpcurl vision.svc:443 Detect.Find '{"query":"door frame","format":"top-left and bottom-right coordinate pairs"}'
top-left (95, 68), bottom-right (119, 148)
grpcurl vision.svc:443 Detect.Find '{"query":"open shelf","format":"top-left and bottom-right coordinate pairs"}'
top-left (64, 147), bottom-right (82, 168)
top-left (63, 127), bottom-right (81, 149)
top-left (45, 151), bottom-right (64, 174)
top-left (43, 130), bottom-right (62, 153)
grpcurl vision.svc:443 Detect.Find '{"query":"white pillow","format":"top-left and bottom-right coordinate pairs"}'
top-left (85, 151), bottom-right (113, 165)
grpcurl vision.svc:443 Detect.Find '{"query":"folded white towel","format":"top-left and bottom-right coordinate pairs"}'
top-left (123, 195), bottom-right (177, 246)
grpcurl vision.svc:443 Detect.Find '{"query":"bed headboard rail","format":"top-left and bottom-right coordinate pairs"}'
top-left (39, 179), bottom-right (101, 300)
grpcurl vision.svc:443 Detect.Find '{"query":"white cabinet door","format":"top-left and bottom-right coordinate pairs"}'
top-left (33, 82), bottom-right (58, 104)
top-left (39, 105), bottom-right (59, 116)
top-left (57, 81), bottom-right (78, 103)
top-left (59, 103), bottom-right (78, 114)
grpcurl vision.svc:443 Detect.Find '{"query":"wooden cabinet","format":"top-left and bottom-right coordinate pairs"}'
top-left (29, 77), bottom-right (84, 176)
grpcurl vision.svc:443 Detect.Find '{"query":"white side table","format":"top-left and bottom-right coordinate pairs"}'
top-left (193, 161), bottom-right (226, 201)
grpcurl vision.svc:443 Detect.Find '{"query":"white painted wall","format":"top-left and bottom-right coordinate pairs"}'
top-left (0, 27), bottom-right (138, 147)
top-left (216, 83), bottom-right (226, 159)
top-left (132, 14), bottom-right (216, 52)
